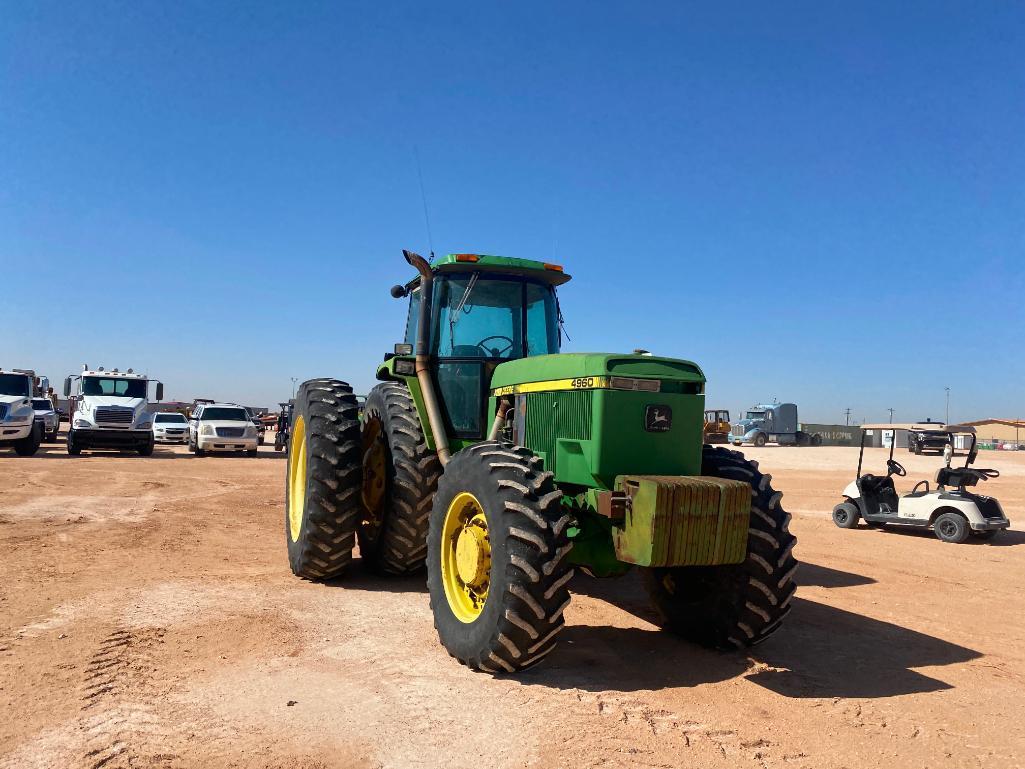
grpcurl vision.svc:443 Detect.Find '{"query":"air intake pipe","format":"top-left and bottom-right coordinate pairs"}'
top-left (402, 250), bottom-right (451, 465)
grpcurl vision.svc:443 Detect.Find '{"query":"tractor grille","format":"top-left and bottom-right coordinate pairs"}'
top-left (95, 407), bottom-right (133, 424)
top-left (522, 390), bottom-right (591, 474)
top-left (731, 424), bottom-right (745, 437)
top-left (216, 426), bottom-right (245, 438)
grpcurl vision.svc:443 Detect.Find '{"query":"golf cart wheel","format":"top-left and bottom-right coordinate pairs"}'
top-left (642, 445), bottom-right (798, 649)
top-left (933, 511), bottom-right (969, 544)
top-left (832, 502), bottom-right (860, 529)
top-left (427, 441), bottom-right (572, 673)
top-left (357, 382), bottom-right (442, 575)
top-left (753, 433), bottom-right (767, 447)
top-left (971, 529), bottom-right (998, 541)
top-left (14, 423), bottom-right (43, 457)
top-left (285, 378), bottom-right (362, 580)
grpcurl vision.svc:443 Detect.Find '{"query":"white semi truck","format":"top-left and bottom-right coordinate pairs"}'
top-left (63, 366), bottom-right (164, 456)
top-left (0, 368), bottom-right (46, 456)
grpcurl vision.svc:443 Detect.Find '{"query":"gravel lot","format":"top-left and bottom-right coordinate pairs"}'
top-left (2, 432), bottom-right (1023, 768)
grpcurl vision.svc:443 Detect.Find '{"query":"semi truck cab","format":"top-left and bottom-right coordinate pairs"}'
top-left (64, 366), bottom-right (163, 456)
top-left (0, 368), bottom-right (46, 456)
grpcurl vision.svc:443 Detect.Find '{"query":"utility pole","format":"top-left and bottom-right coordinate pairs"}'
top-left (844, 408), bottom-right (851, 426)
top-left (887, 408), bottom-right (894, 424)
top-left (945, 387), bottom-right (950, 424)
top-left (291, 377), bottom-right (298, 398)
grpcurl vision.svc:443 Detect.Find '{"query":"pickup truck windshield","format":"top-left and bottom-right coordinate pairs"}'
top-left (154, 413), bottom-right (187, 423)
top-left (32, 399), bottom-right (52, 410)
top-left (82, 377), bottom-right (148, 398)
top-left (0, 374), bottom-right (31, 397)
top-left (201, 407), bottom-right (248, 421)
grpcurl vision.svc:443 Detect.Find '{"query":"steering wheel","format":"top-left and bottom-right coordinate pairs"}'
top-left (886, 459), bottom-right (907, 477)
top-left (477, 335), bottom-right (514, 357)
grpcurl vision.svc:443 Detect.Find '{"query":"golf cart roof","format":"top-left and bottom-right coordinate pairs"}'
top-left (861, 422), bottom-right (976, 433)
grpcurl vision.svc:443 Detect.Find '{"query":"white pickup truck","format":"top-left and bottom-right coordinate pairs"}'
top-left (0, 368), bottom-right (45, 456)
top-left (64, 366), bottom-right (164, 456)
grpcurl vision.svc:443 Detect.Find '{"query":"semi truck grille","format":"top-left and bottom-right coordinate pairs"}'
top-left (731, 424), bottom-right (745, 436)
top-left (522, 390), bottom-right (591, 475)
top-left (95, 407), bottom-right (133, 424)
top-left (216, 426), bottom-right (245, 438)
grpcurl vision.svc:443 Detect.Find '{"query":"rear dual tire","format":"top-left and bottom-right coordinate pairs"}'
top-left (285, 379), bottom-right (363, 580)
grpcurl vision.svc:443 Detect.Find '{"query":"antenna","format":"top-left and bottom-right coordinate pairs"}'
top-left (413, 145), bottom-right (435, 262)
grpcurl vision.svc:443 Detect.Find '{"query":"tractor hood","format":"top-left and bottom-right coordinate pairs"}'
top-left (490, 353), bottom-right (704, 394)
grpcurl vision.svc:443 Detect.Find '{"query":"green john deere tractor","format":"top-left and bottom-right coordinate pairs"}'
top-left (285, 250), bottom-right (797, 673)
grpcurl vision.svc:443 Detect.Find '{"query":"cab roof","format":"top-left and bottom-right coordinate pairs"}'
top-left (416, 253), bottom-right (572, 287)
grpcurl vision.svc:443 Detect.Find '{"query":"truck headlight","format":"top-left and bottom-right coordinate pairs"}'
top-left (201, 424), bottom-right (214, 436)
top-left (74, 418), bottom-right (91, 428)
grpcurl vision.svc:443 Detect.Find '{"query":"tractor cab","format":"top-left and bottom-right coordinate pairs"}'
top-left (385, 253), bottom-right (569, 439)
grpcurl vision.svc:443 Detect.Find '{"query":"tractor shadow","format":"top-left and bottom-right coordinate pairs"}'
top-left (321, 556), bottom-right (429, 594)
top-left (518, 568), bottom-right (979, 697)
top-left (796, 562), bottom-right (876, 588)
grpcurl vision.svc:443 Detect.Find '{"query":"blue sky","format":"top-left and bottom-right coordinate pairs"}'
top-left (2, 2), bottom-right (1022, 423)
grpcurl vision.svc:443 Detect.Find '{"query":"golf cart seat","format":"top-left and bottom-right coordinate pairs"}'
top-left (858, 474), bottom-right (900, 514)
top-left (936, 467), bottom-right (979, 489)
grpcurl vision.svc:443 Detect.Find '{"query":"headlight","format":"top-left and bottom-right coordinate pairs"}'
top-left (74, 418), bottom-right (91, 428)
top-left (201, 424), bottom-right (213, 436)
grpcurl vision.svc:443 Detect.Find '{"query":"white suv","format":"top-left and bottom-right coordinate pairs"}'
top-left (189, 403), bottom-right (259, 456)
top-left (152, 412), bottom-right (190, 444)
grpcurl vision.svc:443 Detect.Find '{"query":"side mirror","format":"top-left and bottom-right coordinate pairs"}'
top-left (155, 382), bottom-right (164, 401)
top-left (943, 444), bottom-right (953, 467)
top-left (63, 377), bottom-right (72, 397)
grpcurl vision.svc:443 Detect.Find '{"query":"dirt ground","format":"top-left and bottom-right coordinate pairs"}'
top-left (2, 432), bottom-right (1023, 769)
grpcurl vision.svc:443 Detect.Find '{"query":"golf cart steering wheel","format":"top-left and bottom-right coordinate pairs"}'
top-left (886, 459), bottom-right (907, 477)
top-left (477, 335), bottom-right (514, 357)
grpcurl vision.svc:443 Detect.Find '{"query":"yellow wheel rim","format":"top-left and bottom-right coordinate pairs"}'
top-left (287, 415), bottom-right (307, 542)
top-left (441, 492), bottom-right (491, 623)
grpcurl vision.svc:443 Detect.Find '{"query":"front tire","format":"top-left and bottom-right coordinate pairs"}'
top-left (934, 512), bottom-right (969, 544)
top-left (427, 442), bottom-right (573, 673)
top-left (14, 423), bottom-right (43, 457)
top-left (357, 382), bottom-right (441, 575)
top-left (753, 433), bottom-right (767, 447)
top-left (832, 502), bottom-right (860, 529)
top-left (642, 446), bottom-right (798, 649)
top-left (67, 429), bottom-right (82, 456)
top-left (285, 378), bottom-right (362, 580)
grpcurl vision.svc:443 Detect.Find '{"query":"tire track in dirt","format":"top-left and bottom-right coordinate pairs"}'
top-left (78, 627), bottom-right (178, 769)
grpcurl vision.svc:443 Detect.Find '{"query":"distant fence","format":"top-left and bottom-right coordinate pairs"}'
top-left (800, 423), bottom-right (862, 447)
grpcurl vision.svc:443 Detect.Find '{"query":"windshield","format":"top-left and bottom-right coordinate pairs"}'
top-left (32, 399), bottom-right (52, 410)
top-left (0, 373), bottom-right (30, 397)
top-left (154, 413), bottom-right (187, 423)
top-left (201, 407), bottom-right (248, 421)
top-left (745, 411), bottom-right (765, 420)
top-left (82, 377), bottom-right (148, 398)
top-left (433, 275), bottom-right (560, 359)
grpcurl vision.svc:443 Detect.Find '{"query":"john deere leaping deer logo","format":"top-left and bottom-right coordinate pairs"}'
top-left (645, 405), bottom-right (672, 432)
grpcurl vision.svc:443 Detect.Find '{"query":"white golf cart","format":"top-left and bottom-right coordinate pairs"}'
top-left (832, 426), bottom-right (1010, 543)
